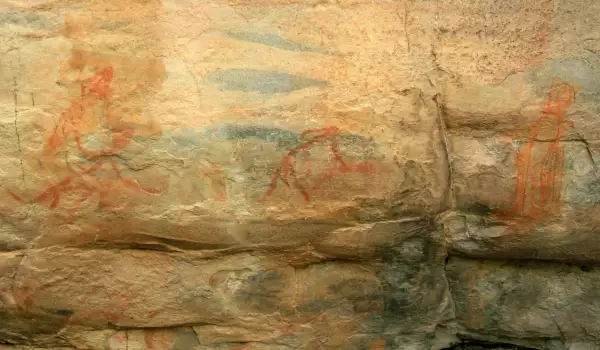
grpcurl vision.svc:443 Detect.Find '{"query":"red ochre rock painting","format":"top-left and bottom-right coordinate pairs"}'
top-left (7, 48), bottom-right (166, 214)
top-left (108, 332), bottom-right (128, 350)
top-left (14, 280), bottom-right (153, 328)
top-left (143, 331), bottom-right (176, 350)
top-left (263, 126), bottom-right (378, 202)
top-left (67, 293), bottom-right (132, 325)
top-left (368, 339), bottom-right (386, 350)
top-left (12, 276), bottom-right (125, 324)
top-left (197, 162), bottom-right (227, 201)
top-left (506, 78), bottom-right (577, 223)
top-left (13, 278), bottom-right (41, 313)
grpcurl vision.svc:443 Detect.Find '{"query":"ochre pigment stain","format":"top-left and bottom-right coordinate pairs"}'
top-left (8, 54), bottom-right (165, 213)
top-left (4, 12), bottom-right (167, 214)
top-left (37, 49), bottom-right (164, 212)
top-left (509, 78), bottom-right (577, 220)
top-left (369, 339), bottom-right (386, 350)
top-left (67, 292), bottom-right (132, 325)
top-left (263, 126), bottom-right (376, 201)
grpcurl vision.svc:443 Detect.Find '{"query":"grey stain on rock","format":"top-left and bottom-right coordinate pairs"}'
top-left (98, 20), bottom-right (131, 31)
top-left (172, 328), bottom-right (201, 350)
top-left (204, 69), bottom-right (328, 94)
top-left (213, 125), bottom-right (301, 148)
top-left (54, 309), bottom-right (74, 317)
top-left (296, 299), bottom-right (334, 313)
top-left (222, 31), bottom-right (344, 56)
top-left (223, 31), bottom-right (313, 52)
top-left (235, 270), bottom-right (287, 313)
top-left (213, 124), bottom-right (376, 153)
top-left (0, 12), bottom-right (56, 30)
top-left (527, 55), bottom-right (600, 104)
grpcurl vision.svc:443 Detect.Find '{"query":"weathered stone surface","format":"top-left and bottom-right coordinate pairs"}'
top-left (0, 223), bottom-right (450, 349)
top-left (441, 211), bottom-right (600, 263)
top-left (446, 257), bottom-right (600, 349)
top-left (441, 59), bottom-right (600, 263)
top-left (0, 0), bottom-right (448, 254)
top-left (445, 342), bottom-right (538, 350)
top-left (2, 0), bottom-right (600, 349)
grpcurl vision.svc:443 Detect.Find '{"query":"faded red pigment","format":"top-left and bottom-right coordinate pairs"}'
top-left (508, 78), bottom-right (577, 221)
top-left (369, 339), bottom-right (386, 350)
top-left (14, 281), bottom-right (136, 327)
top-left (68, 292), bottom-right (132, 325)
top-left (144, 331), bottom-right (175, 350)
top-left (9, 49), bottom-right (164, 213)
top-left (263, 126), bottom-right (376, 201)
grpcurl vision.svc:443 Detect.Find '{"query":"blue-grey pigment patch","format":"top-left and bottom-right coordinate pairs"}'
top-left (204, 69), bottom-right (328, 94)
top-left (526, 55), bottom-right (600, 105)
top-left (210, 124), bottom-right (301, 148)
top-left (222, 31), bottom-right (345, 56)
top-left (158, 125), bottom-right (378, 162)
top-left (208, 124), bottom-right (376, 153)
top-left (223, 31), bottom-right (312, 52)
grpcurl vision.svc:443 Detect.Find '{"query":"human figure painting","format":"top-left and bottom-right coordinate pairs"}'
top-left (509, 78), bottom-right (577, 221)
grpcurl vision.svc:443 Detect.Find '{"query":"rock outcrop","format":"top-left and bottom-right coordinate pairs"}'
top-left (1, 0), bottom-right (599, 349)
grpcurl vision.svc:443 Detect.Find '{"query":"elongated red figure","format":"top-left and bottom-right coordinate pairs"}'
top-left (510, 78), bottom-right (577, 219)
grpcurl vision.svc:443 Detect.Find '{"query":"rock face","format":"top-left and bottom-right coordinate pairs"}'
top-left (0, 0), bottom-right (599, 349)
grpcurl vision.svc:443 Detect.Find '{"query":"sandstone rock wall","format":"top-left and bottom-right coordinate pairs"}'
top-left (0, 0), bottom-right (599, 349)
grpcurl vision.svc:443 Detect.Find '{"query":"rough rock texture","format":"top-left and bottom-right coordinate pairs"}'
top-left (1, 0), bottom-right (600, 349)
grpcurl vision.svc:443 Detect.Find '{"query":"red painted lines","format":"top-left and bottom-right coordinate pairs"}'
top-left (508, 78), bottom-right (577, 221)
top-left (263, 126), bottom-right (376, 201)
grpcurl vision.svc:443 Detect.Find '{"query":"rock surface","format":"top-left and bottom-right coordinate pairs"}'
top-left (1, 0), bottom-right (599, 349)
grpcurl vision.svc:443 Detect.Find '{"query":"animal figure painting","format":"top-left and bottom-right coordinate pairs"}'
top-left (263, 126), bottom-right (378, 201)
